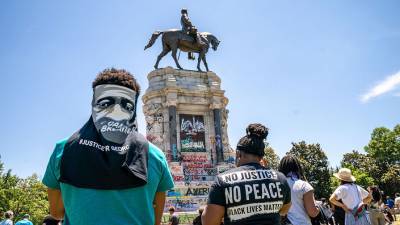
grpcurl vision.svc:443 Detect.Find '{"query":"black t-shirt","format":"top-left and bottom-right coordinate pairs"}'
top-left (208, 163), bottom-right (291, 225)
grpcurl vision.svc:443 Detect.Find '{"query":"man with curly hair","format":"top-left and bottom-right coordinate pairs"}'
top-left (42, 68), bottom-right (174, 225)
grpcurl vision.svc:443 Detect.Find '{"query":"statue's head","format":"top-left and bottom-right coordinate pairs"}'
top-left (210, 36), bottom-right (220, 51)
top-left (181, 8), bottom-right (188, 14)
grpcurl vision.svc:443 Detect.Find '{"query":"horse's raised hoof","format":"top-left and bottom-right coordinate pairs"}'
top-left (154, 65), bottom-right (158, 69)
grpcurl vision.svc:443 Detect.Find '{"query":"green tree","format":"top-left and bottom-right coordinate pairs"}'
top-left (0, 156), bottom-right (49, 224)
top-left (364, 125), bottom-right (400, 196)
top-left (365, 125), bottom-right (400, 168)
top-left (341, 150), bottom-right (372, 171)
top-left (288, 141), bottom-right (331, 199)
top-left (263, 144), bottom-right (280, 170)
top-left (340, 150), bottom-right (377, 188)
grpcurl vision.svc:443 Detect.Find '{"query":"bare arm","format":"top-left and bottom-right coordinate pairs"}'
top-left (279, 203), bottom-right (292, 216)
top-left (47, 188), bottom-right (65, 220)
top-left (329, 193), bottom-right (350, 212)
top-left (303, 191), bottom-right (320, 218)
top-left (201, 204), bottom-right (225, 225)
top-left (153, 192), bottom-right (166, 225)
top-left (362, 193), bottom-right (372, 205)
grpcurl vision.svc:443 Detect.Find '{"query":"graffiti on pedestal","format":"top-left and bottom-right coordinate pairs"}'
top-left (167, 186), bottom-right (210, 197)
top-left (179, 114), bottom-right (206, 152)
top-left (145, 103), bottom-right (164, 148)
top-left (165, 196), bottom-right (208, 212)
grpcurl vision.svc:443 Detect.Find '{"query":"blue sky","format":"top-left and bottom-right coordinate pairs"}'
top-left (1, 0), bottom-right (399, 178)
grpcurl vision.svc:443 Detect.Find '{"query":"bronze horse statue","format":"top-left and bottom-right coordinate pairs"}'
top-left (144, 29), bottom-right (220, 72)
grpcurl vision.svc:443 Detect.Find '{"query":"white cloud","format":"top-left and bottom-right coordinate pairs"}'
top-left (361, 71), bottom-right (400, 103)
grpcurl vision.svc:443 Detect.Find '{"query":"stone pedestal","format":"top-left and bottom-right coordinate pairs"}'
top-left (142, 67), bottom-right (235, 212)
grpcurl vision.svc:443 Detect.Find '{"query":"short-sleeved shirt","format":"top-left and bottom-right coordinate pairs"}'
top-left (207, 163), bottom-right (291, 225)
top-left (42, 138), bottom-right (174, 225)
top-left (333, 184), bottom-right (369, 210)
top-left (0, 219), bottom-right (13, 225)
top-left (286, 177), bottom-right (314, 225)
top-left (15, 219), bottom-right (33, 225)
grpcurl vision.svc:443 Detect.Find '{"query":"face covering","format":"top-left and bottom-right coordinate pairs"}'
top-left (92, 84), bottom-right (138, 144)
top-left (59, 84), bottom-right (148, 190)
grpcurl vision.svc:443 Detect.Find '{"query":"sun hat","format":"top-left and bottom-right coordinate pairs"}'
top-left (334, 168), bottom-right (356, 182)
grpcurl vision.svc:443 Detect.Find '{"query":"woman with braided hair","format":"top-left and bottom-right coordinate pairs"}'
top-left (202, 123), bottom-right (292, 225)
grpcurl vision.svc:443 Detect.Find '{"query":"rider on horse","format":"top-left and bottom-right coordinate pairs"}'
top-left (180, 8), bottom-right (202, 60)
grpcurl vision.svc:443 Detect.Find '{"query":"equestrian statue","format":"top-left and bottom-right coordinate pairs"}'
top-left (144, 8), bottom-right (220, 72)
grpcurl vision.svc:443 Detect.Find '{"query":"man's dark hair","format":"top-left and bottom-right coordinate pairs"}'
top-left (92, 68), bottom-right (140, 95)
top-left (278, 154), bottom-right (307, 180)
top-left (236, 123), bottom-right (268, 157)
top-left (168, 206), bottom-right (175, 212)
top-left (23, 214), bottom-right (30, 219)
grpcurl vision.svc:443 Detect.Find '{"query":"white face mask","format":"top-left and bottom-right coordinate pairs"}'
top-left (92, 84), bottom-right (137, 144)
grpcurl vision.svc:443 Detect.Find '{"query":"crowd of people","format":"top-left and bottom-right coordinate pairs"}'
top-left (1, 68), bottom-right (399, 225)
top-left (0, 213), bottom-right (41, 225)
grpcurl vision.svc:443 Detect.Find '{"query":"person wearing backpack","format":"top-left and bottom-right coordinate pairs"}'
top-left (329, 168), bottom-right (372, 225)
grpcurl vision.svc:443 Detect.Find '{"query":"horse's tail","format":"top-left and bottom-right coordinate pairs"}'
top-left (144, 31), bottom-right (163, 50)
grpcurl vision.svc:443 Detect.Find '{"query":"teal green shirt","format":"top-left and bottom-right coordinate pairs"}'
top-left (43, 138), bottom-right (174, 225)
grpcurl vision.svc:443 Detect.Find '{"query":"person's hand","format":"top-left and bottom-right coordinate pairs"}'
top-left (342, 204), bottom-right (351, 212)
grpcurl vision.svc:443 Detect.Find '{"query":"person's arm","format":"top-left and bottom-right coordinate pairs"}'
top-left (280, 202), bottom-right (292, 216)
top-left (358, 186), bottom-right (371, 205)
top-left (363, 194), bottom-right (372, 204)
top-left (201, 204), bottom-right (225, 225)
top-left (47, 188), bottom-right (65, 220)
top-left (304, 191), bottom-right (320, 218)
top-left (202, 176), bottom-right (226, 225)
top-left (279, 175), bottom-right (292, 216)
top-left (329, 193), bottom-right (350, 212)
top-left (153, 192), bottom-right (166, 225)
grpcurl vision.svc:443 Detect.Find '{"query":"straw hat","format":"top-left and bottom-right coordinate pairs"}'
top-left (334, 168), bottom-right (356, 182)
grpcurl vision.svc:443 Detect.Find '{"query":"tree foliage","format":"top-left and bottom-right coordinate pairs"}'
top-left (288, 141), bottom-right (331, 199)
top-left (365, 125), bottom-right (400, 168)
top-left (263, 144), bottom-right (280, 170)
top-left (338, 125), bottom-right (400, 196)
top-left (0, 156), bottom-right (49, 224)
top-left (364, 125), bottom-right (400, 196)
top-left (341, 150), bottom-right (377, 187)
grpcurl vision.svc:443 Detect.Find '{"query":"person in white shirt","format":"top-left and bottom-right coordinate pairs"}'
top-left (279, 155), bottom-right (320, 225)
top-left (329, 168), bottom-right (372, 225)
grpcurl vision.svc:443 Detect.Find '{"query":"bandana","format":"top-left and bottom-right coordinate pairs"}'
top-left (59, 84), bottom-right (148, 189)
top-left (92, 84), bottom-right (138, 144)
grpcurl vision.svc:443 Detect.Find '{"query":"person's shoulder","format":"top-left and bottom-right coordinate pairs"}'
top-left (148, 142), bottom-right (168, 162)
top-left (50, 137), bottom-right (69, 160)
top-left (148, 142), bottom-right (165, 158)
top-left (54, 137), bottom-right (69, 153)
top-left (336, 184), bottom-right (346, 189)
